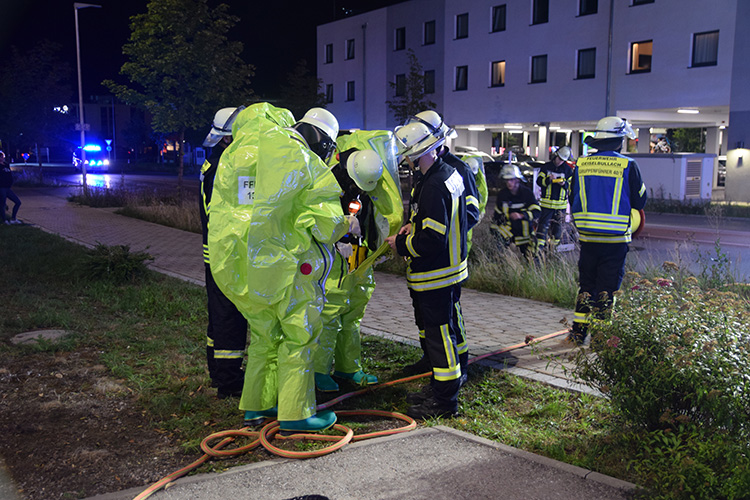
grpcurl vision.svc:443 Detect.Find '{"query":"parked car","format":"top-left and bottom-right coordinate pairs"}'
top-left (453, 145), bottom-right (494, 163)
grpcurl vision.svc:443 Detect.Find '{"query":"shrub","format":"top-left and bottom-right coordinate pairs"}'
top-left (82, 243), bottom-right (154, 284)
top-left (572, 268), bottom-right (750, 437)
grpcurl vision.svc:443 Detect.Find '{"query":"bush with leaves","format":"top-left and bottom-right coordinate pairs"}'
top-left (572, 266), bottom-right (750, 436)
top-left (83, 243), bottom-right (154, 284)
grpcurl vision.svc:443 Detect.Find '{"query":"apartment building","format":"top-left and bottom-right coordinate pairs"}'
top-left (318, 0), bottom-right (750, 200)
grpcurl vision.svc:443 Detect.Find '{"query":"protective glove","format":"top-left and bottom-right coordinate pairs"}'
top-left (346, 215), bottom-right (361, 237)
top-left (336, 242), bottom-right (354, 259)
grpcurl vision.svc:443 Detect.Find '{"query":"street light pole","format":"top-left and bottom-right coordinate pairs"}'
top-left (74, 2), bottom-right (101, 193)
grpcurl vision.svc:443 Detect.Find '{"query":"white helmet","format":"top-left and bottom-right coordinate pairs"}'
top-left (346, 150), bottom-right (384, 192)
top-left (203, 106), bottom-right (243, 147)
top-left (298, 107), bottom-right (339, 141)
top-left (395, 122), bottom-right (444, 161)
top-left (592, 116), bottom-right (636, 140)
top-left (463, 156), bottom-right (482, 175)
top-left (500, 164), bottom-right (523, 180)
top-left (406, 110), bottom-right (456, 141)
top-left (552, 145), bottom-right (572, 161)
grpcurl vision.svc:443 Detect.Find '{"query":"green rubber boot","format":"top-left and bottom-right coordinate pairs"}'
top-left (333, 370), bottom-right (378, 386)
top-left (279, 410), bottom-right (337, 432)
top-left (315, 372), bottom-right (340, 392)
top-left (243, 407), bottom-right (277, 426)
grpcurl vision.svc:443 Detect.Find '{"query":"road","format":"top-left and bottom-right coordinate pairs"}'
top-left (39, 168), bottom-right (750, 280)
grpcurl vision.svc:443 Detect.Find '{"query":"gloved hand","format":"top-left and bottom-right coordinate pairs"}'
top-left (336, 242), bottom-right (354, 259)
top-left (346, 215), bottom-right (361, 237)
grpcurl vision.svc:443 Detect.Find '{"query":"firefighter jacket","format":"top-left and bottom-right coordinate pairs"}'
top-left (536, 159), bottom-right (573, 210)
top-left (199, 144), bottom-right (228, 266)
top-left (491, 183), bottom-right (541, 244)
top-left (440, 149), bottom-right (480, 230)
top-left (395, 157), bottom-right (468, 292)
top-left (570, 151), bottom-right (647, 244)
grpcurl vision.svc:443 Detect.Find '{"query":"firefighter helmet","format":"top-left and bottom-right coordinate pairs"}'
top-left (592, 116), bottom-right (636, 140)
top-left (298, 107), bottom-right (339, 142)
top-left (346, 150), bottom-right (384, 192)
top-left (553, 146), bottom-right (572, 161)
top-left (203, 106), bottom-right (244, 147)
top-left (395, 122), bottom-right (444, 161)
top-left (463, 156), bottom-right (482, 175)
top-left (500, 164), bottom-right (523, 180)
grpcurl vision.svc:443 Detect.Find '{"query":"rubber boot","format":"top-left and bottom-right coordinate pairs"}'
top-left (333, 370), bottom-right (378, 385)
top-left (243, 407), bottom-right (278, 426)
top-left (279, 410), bottom-right (337, 432)
top-left (315, 372), bottom-right (340, 392)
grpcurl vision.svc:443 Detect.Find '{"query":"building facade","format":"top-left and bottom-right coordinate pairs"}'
top-left (318, 0), bottom-right (750, 200)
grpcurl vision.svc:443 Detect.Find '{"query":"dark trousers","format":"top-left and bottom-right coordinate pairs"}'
top-left (205, 265), bottom-right (248, 390)
top-left (572, 242), bottom-right (629, 337)
top-left (0, 188), bottom-right (21, 221)
top-left (410, 284), bottom-right (461, 412)
top-left (536, 207), bottom-right (564, 245)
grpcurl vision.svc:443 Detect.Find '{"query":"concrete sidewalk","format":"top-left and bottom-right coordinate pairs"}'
top-left (14, 186), bottom-right (633, 500)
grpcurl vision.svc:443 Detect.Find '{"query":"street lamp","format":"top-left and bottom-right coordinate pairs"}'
top-left (74, 2), bottom-right (101, 192)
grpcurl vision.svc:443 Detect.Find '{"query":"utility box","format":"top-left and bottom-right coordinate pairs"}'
top-left (628, 153), bottom-right (715, 200)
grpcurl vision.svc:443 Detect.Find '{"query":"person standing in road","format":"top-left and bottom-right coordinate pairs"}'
top-left (536, 146), bottom-right (574, 252)
top-left (386, 120), bottom-right (468, 420)
top-left (200, 107), bottom-right (249, 399)
top-left (568, 117), bottom-right (647, 344)
top-left (0, 151), bottom-right (22, 225)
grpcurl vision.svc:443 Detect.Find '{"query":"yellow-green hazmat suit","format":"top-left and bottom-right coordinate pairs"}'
top-left (314, 131), bottom-right (403, 382)
top-left (207, 103), bottom-right (348, 421)
top-left (459, 154), bottom-right (488, 252)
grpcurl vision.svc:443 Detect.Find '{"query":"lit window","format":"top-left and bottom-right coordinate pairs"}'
top-left (455, 65), bottom-right (468, 91)
top-left (326, 84), bottom-right (333, 104)
top-left (692, 30), bottom-right (719, 67)
top-left (346, 81), bottom-right (355, 101)
top-left (395, 27), bottom-right (406, 51)
top-left (532, 0), bottom-right (549, 25)
top-left (577, 48), bottom-right (596, 79)
top-left (424, 70), bottom-right (436, 94)
top-left (579, 0), bottom-right (597, 16)
top-left (325, 44), bottom-right (333, 64)
top-left (531, 54), bottom-right (547, 83)
top-left (491, 60), bottom-right (505, 87)
top-left (630, 40), bottom-right (652, 73)
top-left (346, 39), bottom-right (355, 60)
top-left (456, 13), bottom-right (469, 39)
top-left (424, 20), bottom-right (436, 45)
top-left (395, 74), bottom-right (406, 97)
top-left (491, 5), bottom-right (506, 33)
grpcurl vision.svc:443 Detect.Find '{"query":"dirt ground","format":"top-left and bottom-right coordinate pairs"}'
top-left (0, 348), bottom-right (191, 500)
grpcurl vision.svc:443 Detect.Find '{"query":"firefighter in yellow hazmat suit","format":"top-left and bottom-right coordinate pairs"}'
top-left (207, 103), bottom-right (353, 432)
top-left (314, 130), bottom-right (404, 392)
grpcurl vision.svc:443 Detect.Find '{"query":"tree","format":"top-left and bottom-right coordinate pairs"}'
top-left (104, 0), bottom-right (255, 197)
top-left (386, 49), bottom-right (436, 125)
top-left (278, 59), bottom-right (326, 121)
top-left (0, 40), bottom-right (73, 165)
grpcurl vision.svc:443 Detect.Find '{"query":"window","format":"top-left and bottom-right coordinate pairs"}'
top-left (532, 0), bottom-right (549, 25)
top-left (395, 74), bottom-right (406, 97)
top-left (345, 39), bottom-right (355, 60)
top-left (324, 43), bottom-right (333, 64)
top-left (577, 48), bottom-right (596, 79)
top-left (692, 30), bottom-right (719, 67)
top-left (630, 40), bottom-right (652, 73)
top-left (531, 54), bottom-right (547, 83)
top-left (456, 13), bottom-right (469, 39)
top-left (579, 0), bottom-right (597, 15)
top-left (395, 27), bottom-right (406, 50)
top-left (424, 20), bottom-right (436, 45)
top-left (491, 5), bottom-right (506, 32)
top-left (346, 81), bottom-right (355, 101)
top-left (455, 65), bottom-right (468, 91)
top-left (424, 70), bottom-right (435, 94)
top-left (632, 0), bottom-right (654, 5)
top-left (491, 60), bottom-right (505, 87)
top-left (325, 84), bottom-right (333, 104)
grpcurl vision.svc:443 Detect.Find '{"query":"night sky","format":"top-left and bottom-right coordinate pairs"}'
top-left (0, 0), bottom-right (407, 100)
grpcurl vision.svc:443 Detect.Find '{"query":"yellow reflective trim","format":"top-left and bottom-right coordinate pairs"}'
top-left (578, 233), bottom-right (631, 243)
top-left (612, 177), bottom-right (623, 215)
top-left (440, 323), bottom-right (457, 368)
top-left (207, 337), bottom-right (215, 347)
top-left (405, 233), bottom-right (420, 257)
top-left (639, 183), bottom-right (646, 196)
top-left (418, 329), bottom-right (425, 340)
top-left (433, 366), bottom-right (461, 381)
top-left (214, 350), bottom-right (244, 360)
top-left (467, 195), bottom-right (479, 207)
top-left (579, 176), bottom-right (588, 212)
top-left (407, 268), bottom-right (469, 291)
top-left (408, 260), bottom-right (467, 282)
top-left (422, 218), bottom-right (446, 235)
